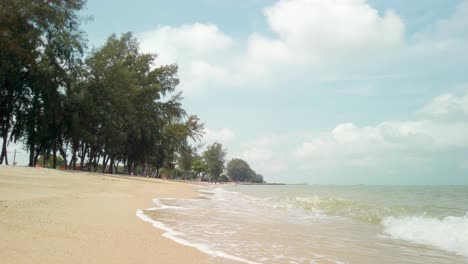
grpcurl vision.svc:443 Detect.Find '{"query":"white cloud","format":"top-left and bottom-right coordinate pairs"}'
top-left (294, 119), bottom-right (468, 163)
top-left (227, 91), bottom-right (468, 183)
top-left (421, 91), bottom-right (468, 118)
top-left (137, 0), bottom-right (406, 93)
top-left (138, 23), bottom-right (233, 93)
top-left (242, 147), bottom-right (273, 163)
top-left (203, 128), bottom-right (235, 143)
top-left (258, 0), bottom-right (404, 64)
top-left (241, 146), bottom-right (285, 176)
top-left (136, 0), bottom-right (468, 94)
top-left (139, 23), bottom-right (232, 63)
top-left (232, 134), bottom-right (295, 177)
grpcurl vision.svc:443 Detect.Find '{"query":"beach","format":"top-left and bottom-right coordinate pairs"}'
top-left (147, 185), bottom-right (468, 264)
top-left (2, 166), bottom-right (468, 264)
top-left (0, 166), bottom-right (211, 264)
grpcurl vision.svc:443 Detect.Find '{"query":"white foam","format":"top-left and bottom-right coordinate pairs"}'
top-left (150, 198), bottom-right (189, 210)
top-left (136, 204), bottom-right (261, 264)
top-left (382, 215), bottom-right (468, 257)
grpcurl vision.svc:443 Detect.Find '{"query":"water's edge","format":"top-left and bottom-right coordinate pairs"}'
top-left (136, 197), bottom-right (261, 264)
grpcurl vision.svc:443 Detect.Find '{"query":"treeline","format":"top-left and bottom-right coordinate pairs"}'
top-left (177, 143), bottom-right (264, 183)
top-left (0, 1), bottom-right (202, 176)
top-left (0, 1), bottom-right (265, 183)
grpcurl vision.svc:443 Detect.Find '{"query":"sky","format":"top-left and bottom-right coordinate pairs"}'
top-left (6, 0), bottom-right (468, 184)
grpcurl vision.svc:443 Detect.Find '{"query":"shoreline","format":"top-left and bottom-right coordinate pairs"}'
top-left (137, 197), bottom-right (260, 264)
top-left (0, 166), bottom-right (214, 264)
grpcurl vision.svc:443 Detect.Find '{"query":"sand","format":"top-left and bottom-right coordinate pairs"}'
top-left (0, 166), bottom-right (212, 264)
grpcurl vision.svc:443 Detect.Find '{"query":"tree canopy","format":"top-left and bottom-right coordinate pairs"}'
top-left (0, 1), bottom-right (266, 183)
top-left (1, 0), bottom-right (87, 165)
top-left (203, 143), bottom-right (226, 182)
top-left (0, 1), bottom-right (204, 177)
top-left (227, 158), bottom-right (265, 183)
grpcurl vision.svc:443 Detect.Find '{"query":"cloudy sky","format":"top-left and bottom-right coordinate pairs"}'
top-left (9, 0), bottom-right (468, 184)
top-left (79, 0), bottom-right (468, 184)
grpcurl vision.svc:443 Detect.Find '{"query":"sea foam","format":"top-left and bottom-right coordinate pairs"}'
top-left (136, 199), bottom-right (261, 264)
top-left (382, 215), bottom-right (468, 257)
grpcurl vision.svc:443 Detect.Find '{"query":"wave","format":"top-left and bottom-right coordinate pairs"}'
top-left (239, 192), bottom-right (468, 258)
top-left (270, 195), bottom-right (468, 257)
top-left (138, 187), bottom-right (468, 262)
top-left (250, 195), bottom-right (398, 224)
top-left (292, 196), bottom-right (389, 223)
top-left (136, 198), bottom-right (261, 264)
top-left (382, 215), bottom-right (468, 257)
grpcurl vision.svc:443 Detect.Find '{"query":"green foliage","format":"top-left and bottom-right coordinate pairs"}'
top-left (0, 0), bottom-right (87, 165)
top-left (227, 158), bottom-right (255, 182)
top-left (76, 33), bottom-right (203, 175)
top-left (37, 155), bottom-right (65, 168)
top-left (219, 175), bottom-right (230, 182)
top-left (1, 4), bottom-right (204, 175)
top-left (177, 145), bottom-right (195, 180)
top-left (227, 158), bottom-right (265, 183)
top-left (203, 143), bottom-right (226, 182)
top-left (191, 155), bottom-right (208, 180)
top-left (1, 1), bottom-right (268, 184)
top-left (251, 173), bottom-right (265, 184)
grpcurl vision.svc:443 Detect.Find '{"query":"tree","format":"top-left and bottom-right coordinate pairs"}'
top-left (1, 3), bottom-right (205, 177)
top-left (203, 143), bottom-right (226, 182)
top-left (0, 0), bottom-right (85, 165)
top-left (191, 154), bottom-right (208, 180)
top-left (0, 0), bottom-right (87, 166)
top-left (73, 32), bottom-right (202, 177)
top-left (37, 155), bottom-right (65, 168)
top-left (219, 174), bottom-right (230, 182)
top-left (251, 173), bottom-right (265, 184)
top-left (227, 158), bottom-right (265, 183)
top-left (227, 158), bottom-right (256, 182)
top-left (178, 145), bottom-right (194, 180)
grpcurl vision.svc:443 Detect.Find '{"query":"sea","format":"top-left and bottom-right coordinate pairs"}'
top-left (137, 185), bottom-right (468, 264)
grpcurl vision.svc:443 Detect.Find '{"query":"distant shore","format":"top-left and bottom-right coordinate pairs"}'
top-left (0, 166), bottom-right (214, 264)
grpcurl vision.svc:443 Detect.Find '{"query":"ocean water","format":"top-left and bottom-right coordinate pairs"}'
top-left (137, 185), bottom-right (468, 264)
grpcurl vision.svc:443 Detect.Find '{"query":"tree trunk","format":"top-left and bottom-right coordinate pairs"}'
top-left (29, 143), bottom-right (35, 167)
top-left (0, 129), bottom-right (8, 165)
top-left (1, 83), bottom-right (12, 165)
top-left (79, 143), bottom-right (86, 170)
top-left (70, 147), bottom-right (77, 170)
top-left (28, 90), bottom-right (40, 167)
top-left (33, 147), bottom-right (41, 167)
top-left (108, 156), bottom-right (114, 174)
top-left (52, 142), bottom-right (57, 169)
top-left (114, 160), bottom-right (119, 174)
top-left (87, 148), bottom-right (93, 172)
top-left (94, 154), bottom-right (100, 172)
top-left (127, 161), bottom-right (132, 175)
top-left (59, 145), bottom-right (68, 169)
top-left (101, 154), bottom-right (108, 173)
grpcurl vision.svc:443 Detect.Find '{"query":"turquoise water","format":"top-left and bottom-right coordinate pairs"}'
top-left (230, 185), bottom-right (468, 224)
top-left (140, 185), bottom-right (468, 263)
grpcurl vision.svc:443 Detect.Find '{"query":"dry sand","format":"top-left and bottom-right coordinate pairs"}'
top-left (0, 166), bottom-right (214, 264)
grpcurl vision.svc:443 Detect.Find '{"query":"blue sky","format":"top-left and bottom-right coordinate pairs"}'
top-left (7, 0), bottom-right (468, 184)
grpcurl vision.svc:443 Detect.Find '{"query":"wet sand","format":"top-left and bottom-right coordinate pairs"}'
top-left (0, 166), bottom-right (211, 264)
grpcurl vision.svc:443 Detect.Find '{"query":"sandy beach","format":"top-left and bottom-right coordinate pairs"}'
top-left (0, 166), bottom-right (212, 264)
